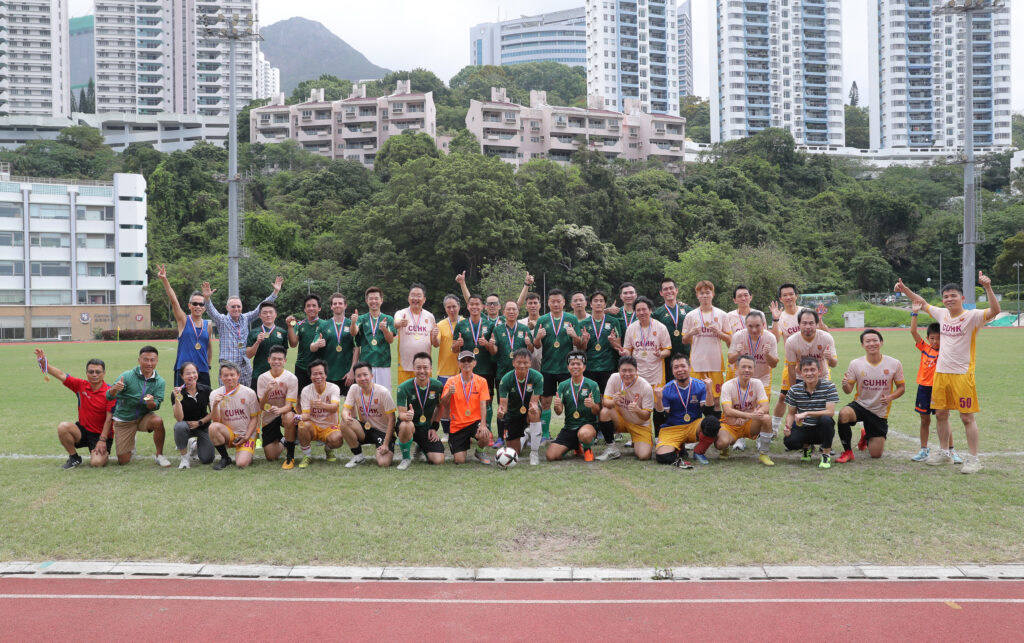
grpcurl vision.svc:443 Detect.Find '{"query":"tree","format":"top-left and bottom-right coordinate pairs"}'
top-left (477, 258), bottom-right (529, 304)
top-left (448, 129), bottom-right (480, 156)
top-left (845, 105), bottom-right (869, 149)
top-left (993, 231), bottom-right (1024, 281)
top-left (119, 142), bottom-right (165, 181)
top-left (70, 91), bottom-right (78, 112)
top-left (373, 131), bottom-right (441, 180)
top-left (288, 74), bottom-right (352, 104)
top-left (979, 150), bottom-right (1013, 192)
top-left (679, 95), bottom-right (710, 144)
top-left (365, 68), bottom-right (448, 99)
top-left (848, 81), bottom-right (859, 107)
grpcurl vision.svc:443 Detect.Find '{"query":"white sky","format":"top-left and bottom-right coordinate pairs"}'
top-left (69, 0), bottom-right (1023, 111)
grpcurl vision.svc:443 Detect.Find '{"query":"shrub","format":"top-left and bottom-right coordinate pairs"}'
top-left (99, 329), bottom-right (179, 341)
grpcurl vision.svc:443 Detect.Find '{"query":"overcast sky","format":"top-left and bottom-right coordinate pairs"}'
top-left (70, 0), bottom-right (1023, 111)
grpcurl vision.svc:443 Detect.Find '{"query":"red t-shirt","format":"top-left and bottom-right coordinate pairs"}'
top-left (63, 375), bottom-right (116, 434)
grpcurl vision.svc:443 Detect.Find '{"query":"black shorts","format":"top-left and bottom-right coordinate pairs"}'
top-left (846, 401), bottom-right (889, 439)
top-left (542, 372), bottom-right (570, 397)
top-left (261, 416), bottom-right (285, 444)
top-left (412, 426), bottom-right (445, 454)
top-left (360, 427), bottom-right (394, 449)
top-left (585, 370), bottom-right (612, 396)
top-left (915, 385), bottom-right (934, 415)
top-left (449, 421), bottom-right (481, 454)
top-left (74, 423), bottom-right (112, 451)
top-left (296, 368), bottom-right (312, 399)
top-left (499, 415), bottom-right (528, 441)
top-left (329, 380), bottom-right (350, 397)
top-left (483, 373), bottom-right (495, 404)
top-left (552, 426), bottom-right (582, 450)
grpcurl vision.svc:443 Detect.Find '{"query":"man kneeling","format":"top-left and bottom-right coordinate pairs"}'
top-left (783, 357), bottom-right (839, 469)
top-left (720, 355), bottom-right (774, 466)
top-left (394, 352), bottom-right (446, 469)
top-left (546, 351), bottom-right (601, 462)
top-left (653, 354), bottom-right (717, 467)
top-left (340, 361), bottom-right (397, 468)
top-left (208, 362), bottom-right (260, 470)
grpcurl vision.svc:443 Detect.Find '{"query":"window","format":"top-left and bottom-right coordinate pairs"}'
top-left (0, 261), bottom-right (24, 276)
top-left (77, 262), bottom-right (115, 277)
top-left (29, 291), bottom-right (72, 305)
top-left (31, 261), bottom-right (71, 277)
top-left (78, 290), bottom-right (116, 305)
top-left (76, 205), bottom-right (114, 221)
top-left (119, 224), bottom-right (143, 230)
top-left (0, 326), bottom-right (25, 340)
top-left (0, 203), bottom-right (22, 218)
top-left (0, 290), bottom-right (26, 305)
top-left (77, 233), bottom-right (115, 249)
top-left (32, 319), bottom-right (72, 339)
top-left (30, 232), bottom-right (70, 248)
top-left (29, 204), bottom-right (70, 219)
top-left (0, 231), bottom-right (24, 247)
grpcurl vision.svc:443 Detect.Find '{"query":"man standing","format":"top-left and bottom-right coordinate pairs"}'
top-left (720, 355), bottom-right (775, 466)
top-left (453, 294), bottom-right (497, 438)
top-left (436, 294), bottom-right (463, 438)
top-left (784, 357), bottom-right (839, 469)
top-left (492, 301), bottom-right (532, 409)
top-left (836, 329), bottom-right (906, 463)
top-left (202, 276), bottom-right (282, 387)
top-left (207, 363), bottom-right (261, 470)
top-left (287, 294), bottom-right (330, 396)
top-left (440, 351), bottom-right (494, 465)
top-left (497, 348), bottom-right (544, 465)
top-left (106, 345), bottom-right (168, 467)
top-left (394, 284), bottom-right (437, 386)
top-left (653, 277), bottom-right (692, 365)
top-left (894, 274), bottom-right (997, 473)
top-left (246, 301), bottom-right (287, 385)
top-left (608, 282), bottom-right (638, 331)
top-left (569, 291), bottom-right (589, 323)
top-left (395, 352), bottom-right (446, 469)
top-left (297, 360), bottom-right (345, 469)
top-left (681, 280), bottom-right (731, 411)
top-left (622, 296), bottom-right (672, 388)
top-left (158, 265), bottom-right (212, 387)
top-left (547, 351), bottom-right (601, 462)
top-left (769, 283), bottom-right (827, 433)
top-left (323, 293), bottom-right (358, 396)
top-left (598, 356), bottom-right (655, 461)
top-left (256, 345), bottom-right (299, 469)
top-left (36, 349), bottom-right (115, 469)
top-left (784, 310), bottom-right (838, 389)
top-left (340, 361), bottom-right (397, 468)
top-left (520, 292), bottom-right (544, 374)
top-left (533, 289), bottom-right (585, 443)
top-left (582, 290), bottom-right (623, 395)
top-left (350, 287), bottom-right (396, 390)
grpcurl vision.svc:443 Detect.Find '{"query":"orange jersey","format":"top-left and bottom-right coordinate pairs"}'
top-left (915, 339), bottom-right (938, 386)
top-left (444, 373), bottom-right (490, 432)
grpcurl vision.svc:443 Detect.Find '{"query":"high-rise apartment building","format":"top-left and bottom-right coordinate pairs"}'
top-left (677, 0), bottom-right (693, 97)
top-left (0, 0), bottom-right (71, 117)
top-left (712, 0), bottom-right (844, 145)
top-left (470, 8), bottom-right (587, 68)
top-left (69, 15), bottom-right (96, 100)
top-left (255, 50), bottom-right (280, 100)
top-left (586, 0), bottom-right (680, 115)
top-left (869, 0), bottom-right (1012, 150)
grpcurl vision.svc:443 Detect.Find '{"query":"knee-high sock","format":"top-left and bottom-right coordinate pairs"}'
top-left (529, 422), bottom-right (543, 451)
top-left (598, 420), bottom-right (615, 445)
top-left (838, 421), bottom-right (853, 452)
top-left (541, 409), bottom-right (551, 439)
top-left (756, 432), bottom-right (773, 454)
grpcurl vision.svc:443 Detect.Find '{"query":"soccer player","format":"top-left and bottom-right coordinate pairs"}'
top-left (533, 288), bottom-right (585, 442)
top-left (607, 282), bottom-right (638, 330)
top-left (455, 270), bottom-right (534, 312)
top-left (547, 351), bottom-right (601, 462)
top-left (171, 362), bottom-right (213, 469)
top-left (246, 301), bottom-right (287, 385)
top-left (784, 310), bottom-right (838, 392)
top-left (255, 345), bottom-right (299, 468)
top-left (908, 302), bottom-right (959, 462)
top-left (652, 354), bottom-right (717, 466)
top-left (653, 277), bottom-right (693, 366)
top-left (107, 345), bottom-right (168, 467)
top-left (296, 360), bottom-right (344, 468)
top-left (836, 329), bottom-right (906, 463)
top-left (440, 351), bottom-right (494, 464)
top-left (287, 294), bottom-right (329, 396)
top-left (395, 284), bottom-right (438, 386)
top-left (727, 310), bottom-right (779, 451)
top-left (520, 291), bottom-right (544, 374)
top-left (720, 355), bottom-right (774, 466)
top-left (622, 296), bottom-right (672, 388)
top-left (36, 348), bottom-right (115, 469)
top-left (436, 294), bottom-right (463, 438)
top-left (582, 290), bottom-right (623, 397)
top-left (784, 357), bottom-right (839, 469)
top-left (453, 293), bottom-right (497, 438)
top-left (158, 265), bottom-right (212, 387)
top-left (497, 348), bottom-right (544, 465)
top-left (350, 286), bottom-right (396, 390)
top-left (569, 291), bottom-right (589, 323)
top-left (769, 283), bottom-right (828, 432)
top-left (395, 352), bottom-right (446, 469)
top-left (894, 273), bottom-right (999, 473)
top-left (323, 293), bottom-right (358, 395)
top-left (493, 300), bottom-right (532, 399)
top-left (340, 361), bottom-right (397, 468)
top-left (207, 362), bottom-right (261, 470)
top-left (723, 285), bottom-right (761, 386)
top-left (681, 280), bottom-right (730, 410)
top-left (598, 356), bottom-right (656, 461)
top-left (202, 276), bottom-right (282, 387)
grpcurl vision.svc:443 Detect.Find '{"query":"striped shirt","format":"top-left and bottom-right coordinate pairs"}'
top-left (785, 380), bottom-right (839, 427)
top-left (205, 291), bottom-right (278, 370)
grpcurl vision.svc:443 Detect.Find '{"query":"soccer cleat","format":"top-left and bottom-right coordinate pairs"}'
top-left (857, 428), bottom-right (868, 451)
top-left (959, 454), bottom-right (981, 474)
top-left (718, 446), bottom-right (731, 459)
top-left (583, 448), bottom-right (594, 462)
top-left (281, 457), bottom-right (295, 470)
top-left (951, 449), bottom-right (963, 465)
top-left (836, 449), bottom-right (854, 464)
top-left (345, 453), bottom-right (366, 468)
top-left (673, 458), bottom-right (694, 469)
top-left (62, 454), bottom-right (82, 470)
top-left (597, 444), bottom-right (622, 461)
top-left (926, 449), bottom-right (953, 466)
top-left (324, 446), bottom-right (337, 462)
top-left (911, 447), bottom-right (930, 462)
top-left (155, 454), bottom-right (171, 468)
top-left (474, 449), bottom-right (492, 465)
top-left (623, 439), bottom-right (633, 448)
top-left (529, 450), bottom-right (539, 466)
top-left (186, 437), bottom-right (198, 462)
top-left (819, 453), bottom-right (832, 469)
top-left (213, 457), bottom-right (232, 471)
top-left (493, 437), bottom-right (505, 449)
top-left (178, 455), bottom-right (190, 470)
top-left (758, 453), bottom-right (775, 466)
top-left (298, 455), bottom-right (313, 469)
top-left (397, 458), bottom-right (412, 471)
top-left (693, 453), bottom-right (709, 465)
top-left (800, 448), bottom-right (813, 462)
top-left (733, 437), bottom-right (747, 451)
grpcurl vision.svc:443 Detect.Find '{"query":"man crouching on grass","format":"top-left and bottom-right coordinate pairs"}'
top-left (107, 345), bottom-right (169, 467)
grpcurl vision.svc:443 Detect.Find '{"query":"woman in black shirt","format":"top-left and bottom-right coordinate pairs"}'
top-left (172, 362), bottom-right (213, 467)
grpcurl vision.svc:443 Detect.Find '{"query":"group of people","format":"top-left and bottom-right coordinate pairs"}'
top-left (41, 267), bottom-right (1000, 475)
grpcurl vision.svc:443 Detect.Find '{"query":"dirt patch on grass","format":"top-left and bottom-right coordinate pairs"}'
top-left (511, 527), bottom-right (597, 564)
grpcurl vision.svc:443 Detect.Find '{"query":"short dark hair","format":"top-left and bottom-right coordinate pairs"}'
top-left (566, 349), bottom-right (587, 366)
top-left (860, 328), bottom-right (883, 343)
top-left (329, 292), bottom-right (345, 306)
top-left (259, 300), bottom-right (277, 312)
top-left (412, 351), bottom-right (432, 364)
top-left (619, 282), bottom-right (636, 293)
top-left (352, 360), bottom-right (372, 375)
top-left (139, 345), bottom-right (158, 356)
top-left (525, 292), bottom-right (541, 302)
top-left (618, 355), bottom-right (638, 370)
top-left (364, 286), bottom-right (383, 299)
top-left (179, 361), bottom-right (198, 374)
top-left (269, 345), bottom-right (287, 357)
top-left (485, 292), bottom-right (500, 303)
top-left (547, 288), bottom-right (565, 299)
top-left (670, 353), bottom-right (689, 366)
top-left (660, 277), bottom-right (676, 288)
top-left (308, 359), bottom-right (328, 375)
top-left (468, 293), bottom-right (484, 304)
top-left (409, 283), bottom-right (426, 296)
top-left (778, 283), bottom-right (799, 298)
top-left (733, 285), bottom-right (750, 298)
top-left (570, 291), bottom-right (586, 300)
top-left (86, 358), bottom-right (106, 370)
top-left (634, 295), bottom-right (655, 311)
top-left (304, 294), bottom-right (321, 306)
top-left (219, 362), bottom-right (240, 374)
top-left (798, 356), bottom-right (820, 371)
top-left (796, 309), bottom-right (819, 324)
top-left (926, 323), bottom-right (940, 337)
top-left (736, 353), bottom-right (756, 366)
top-left (589, 290), bottom-right (609, 304)
top-left (941, 283), bottom-right (963, 296)
top-left (512, 348), bottom-right (532, 361)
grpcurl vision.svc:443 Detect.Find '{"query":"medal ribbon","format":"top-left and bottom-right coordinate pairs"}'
top-left (638, 322), bottom-right (651, 352)
top-left (738, 378), bottom-right (753, 412)
top-left (469, 317), bottom-right (483, 346)
top-left (504, 322), bottom-right (517, 352)
top-left (359, 387), bottom-right (373, 423)
top-left (569, 378), bottom-right (584, 413)
top-left (188, 316), bottom-right (204, 347)
top-left (747, 332), bottom-right (762, 360)
top-left (460, 374), bottom-right (475, 408)
top-left (369, 314), bottom-right (382, 339)
top-left (515, 376), bottom-right (528, 406)
top-left (333, 319), bottom-right (346, 345)
top-left (227, 314), bottom-right (244, 344)
top-left (551, 314), bottom-right (565, 340)
top-left (414, 383), bottom-right (429, 416)
top-left (622, 309), bottom-right (635, 327)
top-left (590, 316), bottom-right (605, 343)
top-left (672, 377), bottom-right (693, 417)
top-left (667, 304), bottom-right (680, 329)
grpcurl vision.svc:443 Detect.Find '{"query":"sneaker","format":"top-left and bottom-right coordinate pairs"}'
top-left (758, 454), bottom-right (775, 466)
top-left (951, 448), bottom-right (964, 465)
top-left (836, 449), bottom-right (854, 464)
top-left (474, 449), bottom-right (492, 465)
top-left (926, 449), bottom-right (953, 466)
top-left (155, 454), bottom-right (171, 468)
top-left (597, 444), bottom-right (622, 461)
top-left (959, 454), bottom-right (981, 474)
top-left (61, 454), bottom-right (82, 470)
top-left (298, 455), bottom-right (313, 469)
top-left (583, 448), bottom-right (594, 462)
top-left (529, 450), bottom-right (539, 466)
top-left (819, 453), bottom-right (832, 469)
top-left (324, 446), bottom-right (336, 462)
top-left (345, 453), bottom-right (366, 468)
top-left (623, 439), bottom-right (633, 448)
top-left (213, 457), bottom-right (232, 470)
top-left (540, 436), bottom-right (550, 446)
top-left (186, 437), bottom-right (198, 462)
top-left (673, 458), bottom-right (694, 469)
top-left (281, 457), bottom-right (294, 470)
top-left (493, 437), bottom-right (505, 449)
top-left (911, 447), bottom-right (930, 462)
top-left (857, 428), bottom-right (868, 451)
top-left (397, 458), bottom-right (412, 471)
top-left (800, 448), bottom-right (813, 462)
top-left (693, 453), bottom-right (709, 465)
top-left (733, 438), bottom-right (747, 451)
top-left (718, 446), bottom-right (731, 459)
top-left (178, 455), bottom-right (190, 470)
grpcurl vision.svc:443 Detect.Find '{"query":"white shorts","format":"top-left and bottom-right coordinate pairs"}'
top-left (373, 367), bottom-right (391, 391)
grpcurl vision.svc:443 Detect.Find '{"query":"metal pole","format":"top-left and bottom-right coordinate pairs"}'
top-left (961, 10), bottom-right (976, 309)
top-left (227, 37), bottom-right (239, 299)
top-left (1016, 262), bottom-right (1021, 318)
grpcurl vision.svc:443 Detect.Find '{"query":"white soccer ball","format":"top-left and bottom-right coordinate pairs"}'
top-left (495, 446), bottom-right (519, 469)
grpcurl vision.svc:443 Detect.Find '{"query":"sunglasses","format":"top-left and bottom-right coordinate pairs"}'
top-left (189, 301), bottom-right (205, 307)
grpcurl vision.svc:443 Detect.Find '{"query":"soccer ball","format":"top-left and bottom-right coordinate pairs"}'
top-left (495, 446), bottom-right (518, 469)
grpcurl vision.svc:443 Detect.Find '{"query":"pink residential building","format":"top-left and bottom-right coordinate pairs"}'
top-left (465, 88), bottom-right (686, 168)
top-left (249, 80), bottom-right (439, 166)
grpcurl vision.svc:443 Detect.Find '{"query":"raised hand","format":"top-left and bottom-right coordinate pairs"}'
top-left (455, 271), bottom-right (466, 284)
top-left (395, 314), bottom-right (409, 329)
top-left (430, 325), bottom-right (439, 342)
top-left (201, 282), bottom-right (214, 298)
top-left (978, 271), bottom-right (991, 288)
top-left (34, 348), bottom-right (45, 361)
top-left (911, 300), bottom-right (923, 314)
top-left (112, 377), bottom-right (125, 392)
top-left (524, 273), bottom-right (535, 286)
top-left (272, 276), bottom-right (284, 292)
top-left (769, 301), bottom-right (781, 319)
top-left (157, 264), bottom-right (167, 280)
top-left (350, 309), bottom-right (359, 325)
top-left (535, 326), bottom-right (547, 341)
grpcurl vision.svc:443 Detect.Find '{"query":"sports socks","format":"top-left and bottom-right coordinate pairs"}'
top-left (541, 409), bottom-right (552, 439)
top-left (838, 421), bottom-right (853, 452)
top-left (215, 444), bottom-right (229, 460)
top-left (694, 433), bottom-right (715, 455)
top-left (285, 440), bottom-right (296, 459)
top-left (598, 420), bottom-right (615, 444)
top-left (528, 421), bottom-right (543, 451)
top-left (771, 415), bottom-right (783, 434)
top-left (398, 439), bottom-right (412, 460)
top-left (301, 445), bottom-right (312, 457)
top-left (756, 431), bottom-right (773, 454)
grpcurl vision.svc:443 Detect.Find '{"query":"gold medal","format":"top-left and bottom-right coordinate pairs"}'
top-left (674, 329), bottom-right (680, 337)
top-left (419, 415), bottom-right (427, 424)
top-left (371, 339), bottom-right (378, 346)
top-left (684, 414), bottom-right (691, 423)
top-left (573, 411), bottom-right (580, 419)
top-left (263, 403), bottom-right (271, 411)
top-left (364, 422), bottom-right (371, 430)
top-left (641, 351), bottom-right (648, 358)
top-left (335, 345), bottom-right (342, 352)
top-left (595, 344), bottom-right (602, 351)
top-left (473, 347), bottom-right (479, 355)
top-left (465, 409), bottom-right (471, 416)
top-left (553, 341), bottom-right (560, 348)
top-left (289, 320), bottom-right (296, 327)
top-left (519, 406), bottom-right (527, 414)
top-left (195, 342), bottom-right (202, 350)
top-left (237, 342), bottom-right (244, 349)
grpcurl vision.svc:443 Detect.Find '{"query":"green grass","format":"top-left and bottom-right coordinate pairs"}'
top-left (2, 330), bottom-right (1023, 567)
top-left (822, 301), bottom-right (937, 328)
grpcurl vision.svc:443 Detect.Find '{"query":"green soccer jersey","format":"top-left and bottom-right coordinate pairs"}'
top-left (581, 314), bottom-right (623, 373)
top-left (247, 324), bottom-right (288, 383)
top-left (534, 312), bottom-right (581, 375)
top-left (493, 318), bottom-right (532, 383)
top-left (355, 312), bottom-right (395, 368)
top-left (396, 377), bottom-right (444, 429)
top-left (453, 316), bottom-right (495, 376)
top-left (294, 318), bottom-right (330, 371)
top-left (323, 317), bottom-right (356, 382)
top-left (498, 368), bottom-right (543, 419)
top-left (556, 376), bottom-right (600, 430)
top-left (654, 303), bottom-right (693, 358)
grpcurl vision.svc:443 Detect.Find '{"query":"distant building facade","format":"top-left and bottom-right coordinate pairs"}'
top-left (470, 8), bottom-right (587, 68)
top-left (0, 0), bottom-right (71, 117)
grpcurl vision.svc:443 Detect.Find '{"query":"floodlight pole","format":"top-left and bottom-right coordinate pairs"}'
top-left (1014, 261), bottom-right (1021, 319)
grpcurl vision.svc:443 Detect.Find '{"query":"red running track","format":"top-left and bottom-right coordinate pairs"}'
top-left (1, 576), bottom-right (1022, 641)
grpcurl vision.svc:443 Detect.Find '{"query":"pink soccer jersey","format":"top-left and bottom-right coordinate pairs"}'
top-left (785, 329), bottom-right (837, 379)
top-left (729, 329), bottom-right (778, 389)
top-left (301, 382), bottom-right (342, 429)
top-left (846, 355), bottom-right (905, 418)
top-left (212, 385), bottom-right (259, 434)
top-left (603, 372), bottom-right (654, 427)
top-left (395, 307), bottom-right (436, 371)
top-left (925, 306), bottom-right (987, 375)
top-left (720, 377), bottom-right (768, 427)
top-left (343, 383), bottom-right (396, 432)
top-left (623, 319), bottom-right (671, 386)
top-left (682, 306), bottom-right (729, 372)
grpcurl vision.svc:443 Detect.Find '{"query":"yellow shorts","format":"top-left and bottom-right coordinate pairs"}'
top-left (691, 371), bottom-right (724, 397)
top-left (656, 420), bottom-right (701, 449)
top-left (397, 368), bottom-right (415, 385)
top-left (725, 365), bottom-right (736, 382)
top-left (781, 366), bottom-right (792, 391)
top-left (228, 429), bottom-right (257, 454)
top-left (612, 412), bottom-right (654, 445)
top-left (930, 372), bottom-right (979, 413)
top-left (312, 424), bottom-right (341, 443)
top-left (722, 420), bottom-right (758, 441)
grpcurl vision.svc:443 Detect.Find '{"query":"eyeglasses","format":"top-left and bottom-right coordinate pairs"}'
top-left (189, 302), bottom-right (205, 307)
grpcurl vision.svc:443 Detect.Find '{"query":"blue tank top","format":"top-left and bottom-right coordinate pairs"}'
top-left (175, 317), bottom-right (211, 373)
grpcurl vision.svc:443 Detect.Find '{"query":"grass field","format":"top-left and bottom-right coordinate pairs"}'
top-left (2, 328), bottom-right (1022, 568)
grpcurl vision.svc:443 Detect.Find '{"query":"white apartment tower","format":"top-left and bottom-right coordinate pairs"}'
top-left (255, 49), bottom-right (280, 99)
top-left (677, 0), bottom-right (693, 97)
top-left (0, 0), bottom-right (71, 117)
top-left (869, 0), bottom-right (1012, 151)
top-left (712, 0), bottom-right (845, 145)
top-left (470, 8), bottom-right (587, 68)
top-left (586, 0), bottom-right (680, 115)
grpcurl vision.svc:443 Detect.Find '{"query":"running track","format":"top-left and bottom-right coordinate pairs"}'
top-left (2, 576), bottom-right (1022, 641)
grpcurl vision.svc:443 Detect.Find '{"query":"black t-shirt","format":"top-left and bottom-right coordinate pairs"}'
top-left (178, 383), bottom-right (212, 429)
